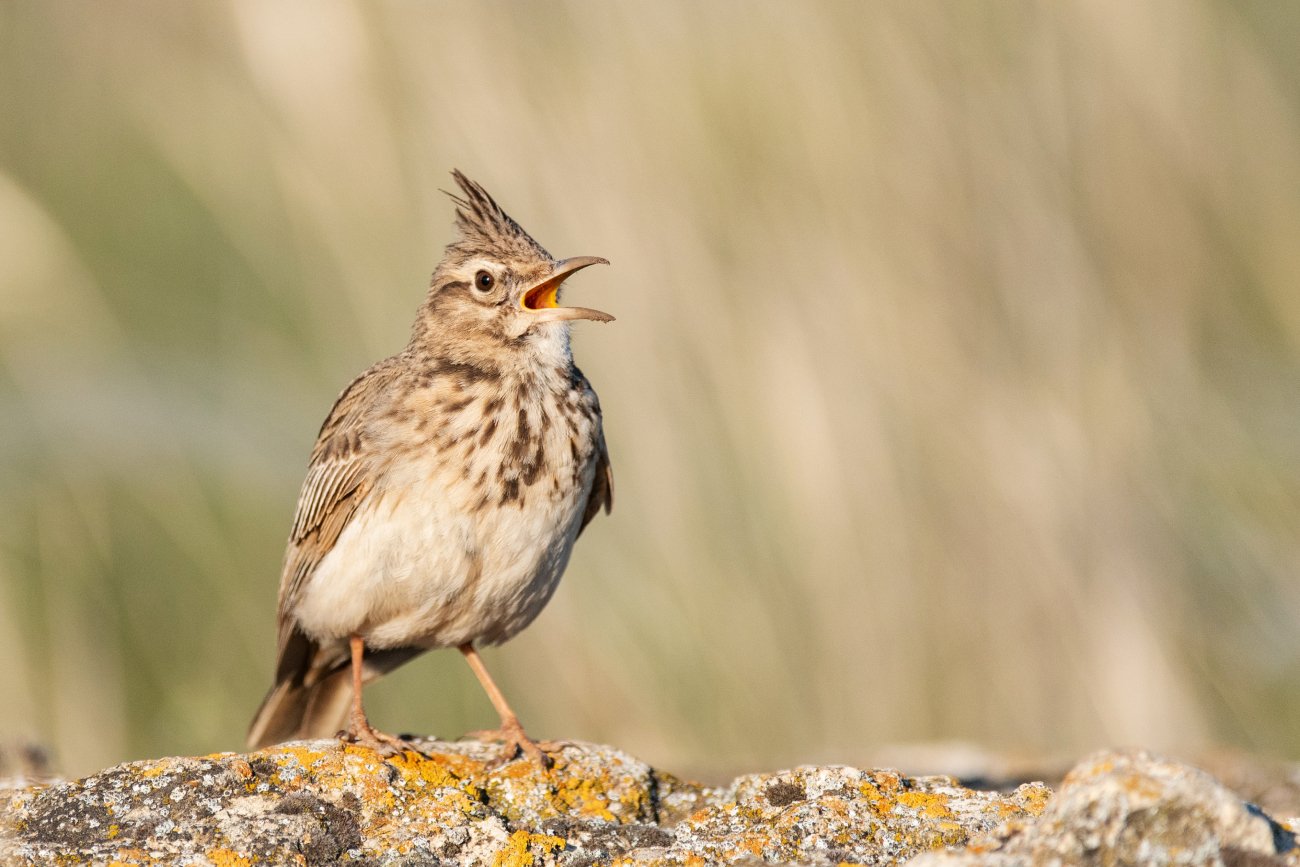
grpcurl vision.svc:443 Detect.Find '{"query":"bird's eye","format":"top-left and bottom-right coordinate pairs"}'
top-left (474, 270), bottom-right (495, 293)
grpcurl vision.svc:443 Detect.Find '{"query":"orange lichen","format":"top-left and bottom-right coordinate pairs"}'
top-left (206, 849), bottom-right (253, 867)
top-left (740, 832), bottom-right (769, 856)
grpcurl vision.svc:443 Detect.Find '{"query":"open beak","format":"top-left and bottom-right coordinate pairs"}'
top-left (521, 256), bottom-right (613, 323)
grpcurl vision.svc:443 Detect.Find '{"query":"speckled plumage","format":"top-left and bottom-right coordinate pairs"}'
top-left (248, 171), bottom-right (612, 761)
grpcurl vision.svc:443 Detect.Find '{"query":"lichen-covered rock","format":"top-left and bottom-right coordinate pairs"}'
top-left (1, 742), bottom-right (1296, 866)
top-left (910, 750), bottom-right (1299, 867)
top-left (0, 738), bottom-right (672, 866)
top-left (624, 766), bottom-right (1050, 866)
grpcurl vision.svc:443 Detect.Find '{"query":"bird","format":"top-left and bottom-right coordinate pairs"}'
top-left (246, 170), bottom-right (613, 766)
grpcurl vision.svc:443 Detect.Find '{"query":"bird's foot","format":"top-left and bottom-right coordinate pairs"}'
top-left (340, 721), bottom-right (422, 757)
top-left (464, 717), bottom-right (551, 770)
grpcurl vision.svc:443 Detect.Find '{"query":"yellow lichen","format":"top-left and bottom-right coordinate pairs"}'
top-left (930, 820), bottom-right (967, 846)
top-left (1119, 772), bottom-right (1162, 801)
top-left (1015, 784), bottom-right (1052, 817)
top-left (896, 791), bottom-right (954, 819)
top-left (552, 773), bottom-right (621, 821)
top-left (491, 829), bottom-right (565, 867)
top-left (136, 761), bottom-right (171, 779)
top-left (201, 751), bottom-right (237, 762)
top-left (386, 750), bottom-right (462, 790)
top-left (428, 749), bottom-right (487, 779)
top-left (857, 771), bottom-right (910, 818)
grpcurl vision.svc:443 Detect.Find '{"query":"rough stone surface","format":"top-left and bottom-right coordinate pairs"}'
top-left (0, 741), bottom-right (1296, 866)
top-left (911, 750), bottom-right (1299, 867)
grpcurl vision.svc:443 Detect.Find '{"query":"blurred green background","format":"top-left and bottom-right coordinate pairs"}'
top-left (1, 2), bottom-right (1298, 781)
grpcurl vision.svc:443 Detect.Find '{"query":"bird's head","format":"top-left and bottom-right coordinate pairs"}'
top-left (417, 171), bottom-right (611, 357)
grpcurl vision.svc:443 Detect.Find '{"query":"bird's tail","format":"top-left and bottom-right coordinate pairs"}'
top-left (246, 628), bottom-right (423, 749)
top-left (246, 629), bottom-right (352, 749)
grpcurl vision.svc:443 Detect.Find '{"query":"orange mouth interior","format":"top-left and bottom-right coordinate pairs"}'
top-left (523, 281), bottom-right (561, 310)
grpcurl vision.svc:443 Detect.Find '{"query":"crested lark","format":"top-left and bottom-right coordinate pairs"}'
top-left (247, 171), bottom-right (613, 766)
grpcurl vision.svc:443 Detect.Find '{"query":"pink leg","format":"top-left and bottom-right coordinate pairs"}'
top-left (459, 643), bottom-right (549, 768)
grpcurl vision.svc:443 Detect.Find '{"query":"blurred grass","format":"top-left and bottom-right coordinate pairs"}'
top-left (1, 1), bottom-right (1298, 780)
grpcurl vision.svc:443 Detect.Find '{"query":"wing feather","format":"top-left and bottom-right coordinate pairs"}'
top-left (272, 363), bottom-right (399, 656)
top-left (578, 432), bottom-right (612, 535)
top-left (573, 367), bottom-right (613, 535)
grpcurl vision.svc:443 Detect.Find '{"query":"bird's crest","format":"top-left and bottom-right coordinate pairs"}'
top-left (442, 170), bottom-right (551, 265)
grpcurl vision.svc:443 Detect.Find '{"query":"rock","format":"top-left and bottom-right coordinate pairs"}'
top-left (910, 750), bottom-right (1299, 867)
top-left (1195, 750), bottom-right (1300, 823)
top-left (633, 765), bottom-right (1049, 866)
top-left (0, 741), bottom-right (1295, 866)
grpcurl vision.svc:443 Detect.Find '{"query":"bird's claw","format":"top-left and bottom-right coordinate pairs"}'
top-left (464, 718), bottom-right (551, 770)
top-left (339, 723), bottom-right (423, 758)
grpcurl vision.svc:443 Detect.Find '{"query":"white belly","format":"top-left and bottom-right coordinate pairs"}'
top-left (293, 434), bottom-right (593, 650)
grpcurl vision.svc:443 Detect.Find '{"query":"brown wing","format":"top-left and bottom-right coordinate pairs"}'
top-left (273, 361), bottom-right (399, 660)
top-left (573, 366), bottom-right (613, 536)
top-left (578, 429), bottom-right (612, 536)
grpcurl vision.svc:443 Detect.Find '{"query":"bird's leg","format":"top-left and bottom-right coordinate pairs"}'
top-left (342, 635), bottom-right (413, 756)
top-left (458, 643), bottom-right (549, 769)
